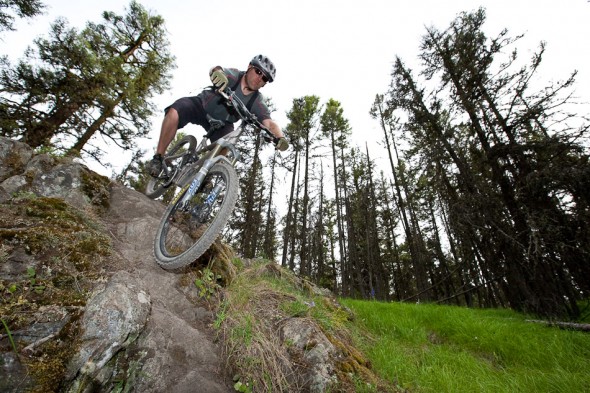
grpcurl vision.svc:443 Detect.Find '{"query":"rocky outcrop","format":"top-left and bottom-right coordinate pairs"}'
top-left (0, 137), bottom-right (33, 183)
top-left (0, 136), bottom-right (233, 392)
top-left (0, 136), bottom-right (373, 392)
top-left (66, 271), bottom-right (151, 391)
top-left (0, 140), bottom-right (98, 210)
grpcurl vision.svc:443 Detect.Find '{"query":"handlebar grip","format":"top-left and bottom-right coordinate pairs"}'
top-left (261, 132), bottom-right (275, 143)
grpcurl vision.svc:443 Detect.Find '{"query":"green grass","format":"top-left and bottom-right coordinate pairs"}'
top-left (340, 299), bottom-right (590, 393)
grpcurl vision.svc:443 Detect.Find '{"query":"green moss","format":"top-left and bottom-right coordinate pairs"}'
top-left (0, 194), bottom-right (111, 387)
top-left (80, 169), bottom-right (111, 209)
top-left (0, 197), bottom-right (111, 264)
top-left (2, 149), bottom-right (26, 174)
top-left (26, 342), bottom-right (69, 392)
top-left (25, 312), bottom-right (83, 393)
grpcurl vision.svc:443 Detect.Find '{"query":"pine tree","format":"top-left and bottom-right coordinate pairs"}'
top-left (0, 1), bottom-right (174, 165)
top-left (387, 7), bottom-right (590, 317)
top-left (320, 98), bottom-right (352, 294)
top-left (0, 0), bottom-right (45, 32)
top-left (281, 96), bottom-right (322, 276)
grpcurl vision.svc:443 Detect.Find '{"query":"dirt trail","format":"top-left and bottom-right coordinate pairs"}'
top-left (103, 184), bottom-right (233, 392)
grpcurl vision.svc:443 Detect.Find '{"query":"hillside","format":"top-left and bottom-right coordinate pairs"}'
top-left (0, 136), bottom-right (393, 392)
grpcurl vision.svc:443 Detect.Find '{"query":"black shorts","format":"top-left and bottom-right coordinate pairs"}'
top-left (165, 97), bottom-right (235, 142)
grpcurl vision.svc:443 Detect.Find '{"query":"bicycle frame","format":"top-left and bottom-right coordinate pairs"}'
top-left (158, 86), bottom-right (277, 207)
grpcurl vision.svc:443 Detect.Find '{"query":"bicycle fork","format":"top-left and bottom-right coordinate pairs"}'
top-left (176, 139), bottom-right (239, 212)
top-left (177, 165), bottom-right (211, 212)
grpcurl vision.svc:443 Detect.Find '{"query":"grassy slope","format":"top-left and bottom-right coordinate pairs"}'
top-left (340, 299), bottom-right (590, 393)
top-left (215, 260), bottom-right (396, 392)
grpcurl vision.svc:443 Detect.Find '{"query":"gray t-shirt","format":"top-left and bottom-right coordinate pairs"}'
top-left (197, 68), bottom-right (271, 124)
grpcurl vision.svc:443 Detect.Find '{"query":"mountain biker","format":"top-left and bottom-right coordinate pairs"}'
top-left (147, 54), bottom-right (289, 177)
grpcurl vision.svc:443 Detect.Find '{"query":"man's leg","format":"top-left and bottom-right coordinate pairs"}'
top-left (147, 108), bottom-right (180, 176)
top-left (156, 108), bottom-right (180, 155)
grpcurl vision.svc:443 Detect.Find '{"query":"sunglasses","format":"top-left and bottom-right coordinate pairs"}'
top-left (253, 67), bottom-right (269, 83)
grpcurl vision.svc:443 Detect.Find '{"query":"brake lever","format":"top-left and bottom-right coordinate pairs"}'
top-left (261, 133), bottom-right (274, 143)
top-left (217, 87), bottom-right (230, 100)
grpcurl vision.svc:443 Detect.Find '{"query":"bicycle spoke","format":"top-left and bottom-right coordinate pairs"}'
top-left (158, 171), bottom-right (228, 258)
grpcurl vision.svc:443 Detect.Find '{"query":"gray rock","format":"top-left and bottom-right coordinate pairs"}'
top-left (0, 136), bottom-right (235, 392)
top-left (30, 162), bottom-right (91, 210)
top-left (66, 271), bottom-right (151, 387)
top-left (280, 318), bottom-right (338, 392)
top-left (0, 352), bottom-right (34, 392)
top-left (24, 153), bottom-right (58, 180)
top-left (0, 137), bottom-right (33, 182)
top-left (1, 174), bottom-right (28, 196)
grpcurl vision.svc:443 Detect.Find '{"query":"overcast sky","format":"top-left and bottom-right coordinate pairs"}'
top-left (3, 0), bottom-right (589, 176)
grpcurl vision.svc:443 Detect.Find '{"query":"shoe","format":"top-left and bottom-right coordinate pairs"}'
top-left (147, 154), bottom-right (163, 177)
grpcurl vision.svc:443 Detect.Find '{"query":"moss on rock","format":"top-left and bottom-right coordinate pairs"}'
top-left (0, 193), bottom-right (112, 391)
top-left (80, 169), bottom-right (111, 210)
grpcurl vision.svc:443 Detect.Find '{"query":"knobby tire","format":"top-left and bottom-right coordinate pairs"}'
top-left (153, 161), bottom-right (239, 270)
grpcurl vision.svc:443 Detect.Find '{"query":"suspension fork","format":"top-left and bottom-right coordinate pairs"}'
top-left (177, 139), bottom-right (240, 209)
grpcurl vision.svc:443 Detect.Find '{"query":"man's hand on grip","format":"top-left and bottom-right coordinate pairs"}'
top-left (210, 69), bottom-right (228, 90)
top-left (276, 137), bottom-right (289, 151)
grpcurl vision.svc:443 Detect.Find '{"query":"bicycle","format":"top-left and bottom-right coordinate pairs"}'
top-left (145, 87), bottom-right (280, 270)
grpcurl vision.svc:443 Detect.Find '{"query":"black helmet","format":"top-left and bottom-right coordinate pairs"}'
top-left (250, 54), bottom-right (276, 82)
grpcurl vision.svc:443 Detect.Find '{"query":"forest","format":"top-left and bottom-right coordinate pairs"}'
top-left (1, 1), bottom-right (589, 319)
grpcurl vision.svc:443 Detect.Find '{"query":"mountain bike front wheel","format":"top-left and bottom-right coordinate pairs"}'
top-left (145, 135), bottom-right (197, 199)
top-left (153, 161), bottom-right (239, 270)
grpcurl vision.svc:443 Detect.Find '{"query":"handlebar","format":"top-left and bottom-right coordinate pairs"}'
top-left (217, 87), bottom-right (279, 144)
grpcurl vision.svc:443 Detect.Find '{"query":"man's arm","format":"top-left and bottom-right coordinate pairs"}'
top-left (262, 118), bottom-right (284, 139)
top-left (262, 118), bottom-right (289, 151)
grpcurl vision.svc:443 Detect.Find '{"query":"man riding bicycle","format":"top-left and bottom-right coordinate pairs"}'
top-left (148, 54), bottom-right (289, 176)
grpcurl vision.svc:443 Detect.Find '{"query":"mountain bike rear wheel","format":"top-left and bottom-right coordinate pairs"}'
top-left (153, 161), bottom-right (239, 270)
top-left (145, 135), bottom-right (197, 199)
